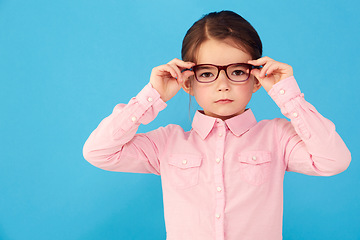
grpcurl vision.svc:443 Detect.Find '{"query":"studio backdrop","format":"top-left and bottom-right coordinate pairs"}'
top-left (0, 0), bottom-right (359, 239)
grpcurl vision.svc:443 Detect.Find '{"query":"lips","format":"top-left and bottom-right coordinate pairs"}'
top-left (215, 99), bottom-right (233, 104)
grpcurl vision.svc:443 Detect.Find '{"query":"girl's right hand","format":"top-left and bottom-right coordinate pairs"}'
top-left (150, 58), bottom-right (195, 102)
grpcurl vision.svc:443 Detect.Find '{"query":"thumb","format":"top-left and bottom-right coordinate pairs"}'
top-left (251, 68), bottom-right (274, 92)
top-left (251, 68), bottom-right (264, 82)
top-left (180, 70), bottom-right (194, 83)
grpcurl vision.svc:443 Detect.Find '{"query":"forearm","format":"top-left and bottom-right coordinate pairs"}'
top-left (270, 76), bottom-right (351, 176)
top-left (83, 83), bottom-right (167, 172)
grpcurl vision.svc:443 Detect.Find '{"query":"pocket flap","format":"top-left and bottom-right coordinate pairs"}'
top-left (169, 154), bottom-right (202, 169)
top-left (239, 151), bottom-right (271, 165)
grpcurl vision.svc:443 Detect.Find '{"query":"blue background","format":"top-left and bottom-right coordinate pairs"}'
top-left (1, 0), bottom-right (359, 239)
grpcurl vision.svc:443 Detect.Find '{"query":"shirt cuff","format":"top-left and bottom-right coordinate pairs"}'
top-left (136, 83), bottom-right (167, 112)
top-left (118, 83), bottom-right (167, 132)
top-left (268, 76), bottom-right (302, 111)
top-left (134, 83), bottom-right (167, 124)
top-left (268, 76), bottom-right (312, 139)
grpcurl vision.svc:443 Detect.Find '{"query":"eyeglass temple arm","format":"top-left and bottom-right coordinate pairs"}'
top-left (252, 65), bottom-right (263, 69)
top-left (181, 68), bottom-right (193, 73)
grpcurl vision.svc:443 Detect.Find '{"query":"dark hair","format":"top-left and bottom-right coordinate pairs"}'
top-left (181, 10), bottom-right (262, 63)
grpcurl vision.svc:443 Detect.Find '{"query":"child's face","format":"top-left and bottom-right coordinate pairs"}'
top-left (186, 38), bottom-right (261, 120)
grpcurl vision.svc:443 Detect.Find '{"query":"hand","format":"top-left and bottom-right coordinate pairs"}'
top-left (248, 56), bottom-right (293, 92)
top-left (150, 58), bottom-right (195, 102)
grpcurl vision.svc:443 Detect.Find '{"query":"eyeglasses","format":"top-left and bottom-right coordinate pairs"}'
top-left (183, 63), bottom-right (261, 83)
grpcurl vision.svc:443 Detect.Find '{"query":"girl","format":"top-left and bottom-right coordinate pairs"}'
top-left (83, 10), bottom-right (351, 240)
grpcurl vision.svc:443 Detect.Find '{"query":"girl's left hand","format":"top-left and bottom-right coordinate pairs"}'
top-left (248, 56), bottom-right (293, 92)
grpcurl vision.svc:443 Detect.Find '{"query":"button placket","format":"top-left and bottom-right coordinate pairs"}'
top-left (213, 124), bottom-right (226, 240)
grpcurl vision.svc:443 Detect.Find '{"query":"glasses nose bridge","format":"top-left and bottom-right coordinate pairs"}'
top-left (216, 65), bottom-right (229, 80)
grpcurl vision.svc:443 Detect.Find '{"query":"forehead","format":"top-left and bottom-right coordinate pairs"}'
top-left (196, 38), bottom-right (252, 65)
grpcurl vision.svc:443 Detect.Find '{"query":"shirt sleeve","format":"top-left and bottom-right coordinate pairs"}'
top-left (269, 76), bottom-right (351, 176)
top-left (83, 83), bottom-right (168, 175)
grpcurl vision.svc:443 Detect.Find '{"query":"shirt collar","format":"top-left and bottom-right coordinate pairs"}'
top-left (191, 109), bottom-right (257, 140)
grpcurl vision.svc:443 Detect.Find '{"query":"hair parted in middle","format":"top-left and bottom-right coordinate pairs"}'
top-left (181, 10), bottom-right (263, 63)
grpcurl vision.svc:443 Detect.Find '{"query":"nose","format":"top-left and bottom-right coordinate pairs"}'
top-left (216, 70), bottom-right (230, 92)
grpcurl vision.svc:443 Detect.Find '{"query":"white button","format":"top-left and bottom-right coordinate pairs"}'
top-left (131, 116), bottom-right (137, 122)
top-left (218, 133), bottom-right (223, 137)
top-left (215, 213), bottom-right (221, 219)
top-left (216, 158), bottom-right (221, 163)
top-left (252, 156), bottom-right (257, 161)
top-left (147, 97), bottom-right (153, 102)
top-left (293, 112), bottom-right (299, 118)
top-left (279, 89), bottom-right (285, 95)
top-left (182, 159), bottom-right (187, 165)
top-left (217, 186), bottom-right (222, 192)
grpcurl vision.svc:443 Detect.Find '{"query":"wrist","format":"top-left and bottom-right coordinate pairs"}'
top-left (268, 76), bottom-right (301, 107)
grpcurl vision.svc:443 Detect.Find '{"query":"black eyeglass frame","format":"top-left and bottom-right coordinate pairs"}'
top-left (183, 63), bottom-right (262, 83)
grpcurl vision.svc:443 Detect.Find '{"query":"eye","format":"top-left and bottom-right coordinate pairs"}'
top-left (200, 72), bottom-right (214, 78)
top-left (232, 70), bottom-right (245, 76)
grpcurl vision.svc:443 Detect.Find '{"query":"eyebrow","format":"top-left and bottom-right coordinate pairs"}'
top-left (196, 66), bottom-right (215, 70)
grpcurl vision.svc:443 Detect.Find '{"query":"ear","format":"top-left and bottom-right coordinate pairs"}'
top-left (252, 77), bottom-right (262, 93)
top-left (181, 77), bottom-right (194, 96)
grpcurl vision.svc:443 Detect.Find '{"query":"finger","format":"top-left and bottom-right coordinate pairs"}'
top-left (265, 64), bottom-right (282, 76)
top-left (169, 57), bottom-right (195, 66)
top-left (182, 69), bottom-right (194, 80)
top-left (168, 63), bottom-right (183, 82)
top-left (157, 64), bottom-right (178, 79)
top-left (248, 56), bottom-right (273, 66)
top-left (251, 68), bottom-right (262, 81)
top-left (260, 61), bottom-right (276, 78)
top-left (172, 62), bottom-right (195, 83)
top-left (169, 58), bottom-right (195, 69)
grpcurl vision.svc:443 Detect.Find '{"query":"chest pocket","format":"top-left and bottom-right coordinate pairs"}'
top-left (168, 154), bottom-right (202, 189)
top-left (238, 151), bottom-right (271, 186)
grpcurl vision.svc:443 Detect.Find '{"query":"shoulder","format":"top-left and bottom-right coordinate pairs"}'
top-left (256, 118), bottom-right (289, 128)
top-left (259, 118), bottom-right (298, 140)
top-left (144, 124), bottom-right (193, 149)
top-left (164, 124), bottom-right (187, 132)
top-left (254, 118), bottom-right (293, 136)
top-left (146, 123), bottom-right (187, 137)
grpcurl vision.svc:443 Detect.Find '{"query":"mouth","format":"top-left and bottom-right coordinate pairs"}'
top-left (215, 99), bottom-right (234, 104)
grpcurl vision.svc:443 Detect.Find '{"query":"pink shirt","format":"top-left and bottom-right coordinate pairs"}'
top-left (83, 76), bottom-right (351, 240)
